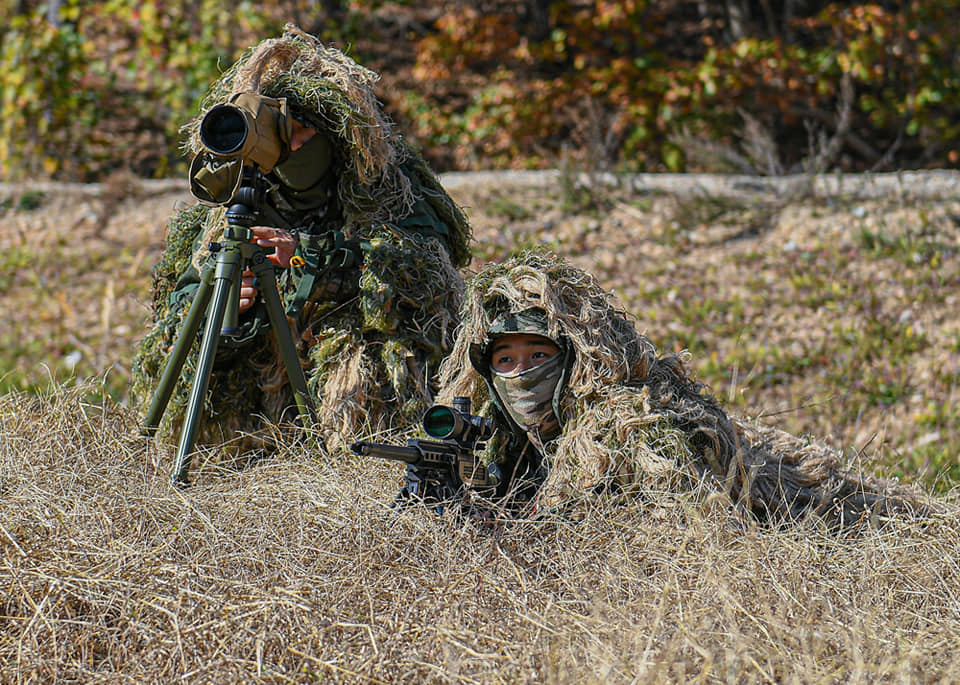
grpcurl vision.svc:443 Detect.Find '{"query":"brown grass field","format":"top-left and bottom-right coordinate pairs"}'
top-left (2, 171), bottom-right (960, 682)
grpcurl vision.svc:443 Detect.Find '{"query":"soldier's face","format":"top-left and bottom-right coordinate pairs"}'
top-left (490, 334), bottom-right (560, 375)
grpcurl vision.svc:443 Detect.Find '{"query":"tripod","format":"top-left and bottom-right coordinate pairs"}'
top-left (142, 195), bottom-right (316, 486)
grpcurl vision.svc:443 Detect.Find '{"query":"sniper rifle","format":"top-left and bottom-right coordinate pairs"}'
top-left (351, 397), bottom-right (503, 493)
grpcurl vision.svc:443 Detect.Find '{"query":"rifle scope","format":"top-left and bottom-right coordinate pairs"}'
top-left (422, 397), bottom-right (494, 445)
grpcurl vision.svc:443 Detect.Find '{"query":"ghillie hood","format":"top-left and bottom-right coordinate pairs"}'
top-left (441, 250), bottom-right (662, 403)
top-left (183, 24), bottom-right (471, 266)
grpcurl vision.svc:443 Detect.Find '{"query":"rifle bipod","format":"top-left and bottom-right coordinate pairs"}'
top-left (141, 204), bottom-right (316, 487)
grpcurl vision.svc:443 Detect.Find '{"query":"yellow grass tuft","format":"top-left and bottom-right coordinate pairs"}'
top-left (2, 381), bottom-right (958, 682)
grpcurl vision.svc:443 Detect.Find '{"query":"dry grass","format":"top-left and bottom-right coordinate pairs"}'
top-left (3, 173), bottom-right (960, 682)
top-left (2, 382), bottom-right (959, 683)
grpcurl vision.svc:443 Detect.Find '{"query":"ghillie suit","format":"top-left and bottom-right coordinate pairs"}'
top-left (131, 25), bottom-right (470, 454)
top-left (433, 250), bottom-right (930, 528)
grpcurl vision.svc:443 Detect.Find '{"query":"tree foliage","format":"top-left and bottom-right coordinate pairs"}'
top-left (1, 0), bottom-right (957, 180)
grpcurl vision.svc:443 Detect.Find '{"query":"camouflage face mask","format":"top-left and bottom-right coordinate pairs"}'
top-left (274, 131), bottom-right (333, 192)
top-left (491, 353), bottom-right (563, 448)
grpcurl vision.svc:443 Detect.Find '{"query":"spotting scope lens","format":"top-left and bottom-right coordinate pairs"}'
top-left (199, 104), bottom-right (248, 155)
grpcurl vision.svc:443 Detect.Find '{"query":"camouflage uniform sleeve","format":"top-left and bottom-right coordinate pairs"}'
top-left (147, 204), bottom-right (209, 322)
top-left (131, 204), bottom-right (208, 406)
top-left (163, 208), bottom-right (273, 353)
top-left (480, 419), bottom-right (546, 503)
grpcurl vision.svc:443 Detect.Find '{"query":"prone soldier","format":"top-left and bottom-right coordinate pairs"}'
top-left (372, 249), bottom-right (938, 528)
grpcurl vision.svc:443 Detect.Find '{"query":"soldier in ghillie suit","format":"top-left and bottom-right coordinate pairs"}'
top-left (401, 250), bottom-right (933, 528)
top-left (131, 25), bottom-right (471, 454)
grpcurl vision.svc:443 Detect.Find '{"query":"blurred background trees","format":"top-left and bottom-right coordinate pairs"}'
top-left (2, 0), bottom-right (958, 181)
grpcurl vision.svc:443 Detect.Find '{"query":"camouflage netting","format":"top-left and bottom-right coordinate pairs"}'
top-left (438, 250), bottom-right (933, 527)
top-left (302, 226), bottom-right (464, 437)
top-left (130, 25), bottom-right (470, 455)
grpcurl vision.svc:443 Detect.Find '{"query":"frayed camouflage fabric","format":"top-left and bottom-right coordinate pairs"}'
top-left (437, 249), bottom-right (935, 527)
top-left (302, 227), bottom-right (464, 441)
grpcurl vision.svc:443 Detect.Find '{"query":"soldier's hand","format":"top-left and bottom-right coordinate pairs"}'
top-left (251, 227), bottom-right (297, 268)
top-left (238, 269), bottom-right (258, 314)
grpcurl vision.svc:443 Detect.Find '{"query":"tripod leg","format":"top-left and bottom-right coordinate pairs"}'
top-left (141, 267), bottom-right (216, 435)
top-left (171, 249), bottom-right (243, 486)
top-left (249, 252), bottom-right (317, 425)
top-left (221, 257), bottom-right (244, 337)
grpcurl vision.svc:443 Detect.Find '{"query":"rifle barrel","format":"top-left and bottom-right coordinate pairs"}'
top-left (351, 441), bottom-right (423, 464)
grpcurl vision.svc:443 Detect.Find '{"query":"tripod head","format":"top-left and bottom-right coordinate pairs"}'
top-left (200, 169), bottom-right (276, 338)
top-left (204, 169), bottom-right (271, 252)
top-left (224, 167), bottom-right (269, 227)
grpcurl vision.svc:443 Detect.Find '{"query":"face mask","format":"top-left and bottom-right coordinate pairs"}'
top-left (491, 353), bottom-right (563, 448)
top-left (274, 132), bottom-right (333, 191)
